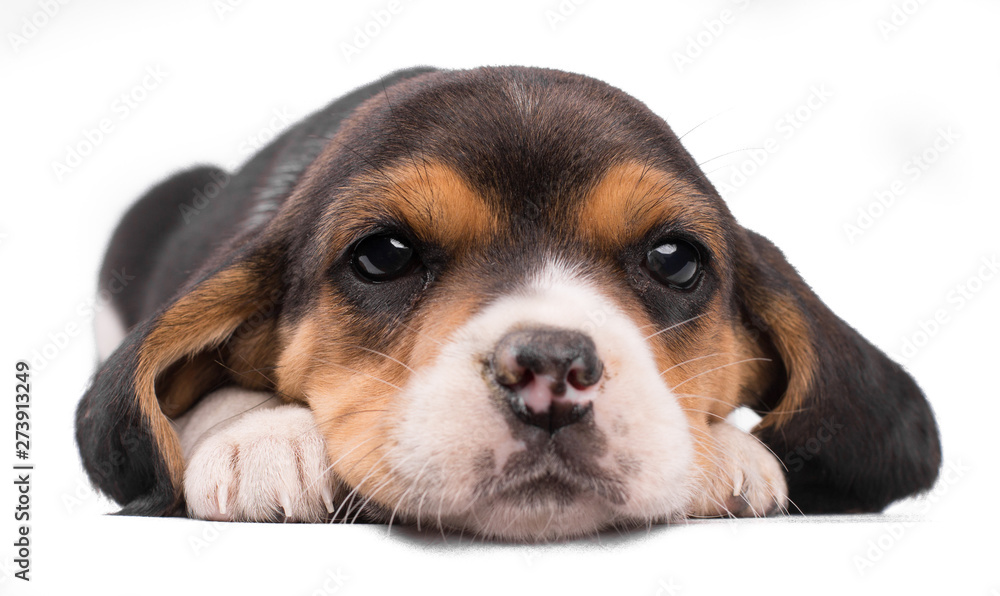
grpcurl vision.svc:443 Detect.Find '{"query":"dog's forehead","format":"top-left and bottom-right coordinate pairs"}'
top-left (302, 67), bottom-right (733, 262)
top-left (358, 67), bottom-right (718, 210)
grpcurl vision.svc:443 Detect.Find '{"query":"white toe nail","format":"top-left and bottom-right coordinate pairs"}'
top-left (217, 483), bottom-right (229, 516)
top-left (321, 486), bottom-right (335, 514)
top-left (280, 494), bottom-right (294, 519)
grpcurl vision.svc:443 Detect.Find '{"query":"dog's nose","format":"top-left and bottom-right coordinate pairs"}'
top-left (491, 327), bottom-right (603, 433)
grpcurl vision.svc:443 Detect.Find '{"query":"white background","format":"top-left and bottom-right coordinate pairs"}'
top-left (2, 0), bottom-right (998, 594)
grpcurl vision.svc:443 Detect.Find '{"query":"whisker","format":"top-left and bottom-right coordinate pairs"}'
top-left (436, 490), bottom-right (450, 541)
top-left (288, 401), bottom-right (390, 443)
top-left (396, 321), bottom-right (444, 347)
top-left (415, 489), bottom-right (429, 532)
top-left (677, 108), bottom-right (733, 141)
top-left (670, 357), bottom-right (772, 390)
top-left (306, 355), bottom-right (402, 390)
top-left (733, 426), bottom-right (791, 474)
top-left (659, 352), bottom-right (733, 376)
top-left (643, 314), bottom-right (704, 340)
top-left (783, 494), bottom-right (805, 516)
top-left (342, 344), bottom-right (416, 374)
top-left (332, 443), bottom-right (386, 519)
top-left (674, 393), bottom-right (747, 408)
top-left (350, 449), bottom-right (420, 525)
top-left (686, 428), bottom-right (738, 471)
top-left (350, 472), bottom-right (397, 524)
top-left (334, 447), bottom-right (391, 520)
top-left (303, 435), bottom-right (380, 497)
top-left (659, 147), bottom-right (769, 198)
top-left (387, 458), bottom-right (432, 536)
top-left (182, 389), bottom-right (282, 440)
top-left (319, 409), bottom-right (389, 425)
top-left (679, 406), bottom-right (728, 422)
top-left (686, 467), bottom-right (739, 520)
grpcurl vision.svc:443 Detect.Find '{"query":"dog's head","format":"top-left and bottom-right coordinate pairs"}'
top-left (77, 66), bottom-right (940, 539)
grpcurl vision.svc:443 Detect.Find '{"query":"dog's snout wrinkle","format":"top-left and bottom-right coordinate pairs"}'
top-left (492, 326), bottom-right (603, 433)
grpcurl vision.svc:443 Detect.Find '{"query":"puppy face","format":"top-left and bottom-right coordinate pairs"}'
top-left (76, 67), bottom-right (941, 539)
top-left (274, 155), bottom-right (752, 536)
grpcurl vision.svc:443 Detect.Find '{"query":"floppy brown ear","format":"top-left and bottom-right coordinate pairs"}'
top-left (75, 244), bottom-right (285, 515)
top-left (735, 229), bottom-right (941, 513)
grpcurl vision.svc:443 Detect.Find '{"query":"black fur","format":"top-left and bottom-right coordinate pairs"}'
top-left (75, 319), bottom-right (182, 515)
top-left (739, 231), bottom-right (942, 512)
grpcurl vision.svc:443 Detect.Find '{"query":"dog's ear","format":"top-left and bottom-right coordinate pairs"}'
top-left (733, 228), bottom-right (941, 513)
top-left (75, 239), bottom-right (286, 516)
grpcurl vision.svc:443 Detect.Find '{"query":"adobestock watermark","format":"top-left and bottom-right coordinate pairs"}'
top-left (519, 179), bottom-right (566, 222)
top-left (876, 0), bottom-right (930, 41)
top-left (0, 558), bottom-right (16, 589)
top-left (715, 84), bottom-right (834, 199)
top-left (520, 549), bottom-right (542, 567)
top-left (852, 458), bottom-right (969, 574)
top-left (188, 520), bottom-right (232, 556)
top-left (652, 577), bottom-right (682, 596)
top-left (579, 305), bottom-right (614, 338)
top-left (7, 0), bottom-right (71, 54)
top-left (308, 567), bottom-right (350, 596)
top-left (783, 418), bottom-right (844, 473)
top-left (544, 0), bottom-right (589, 31)
top-left (228, 106), bottom-right (295, 167)
top-left (179, 170), bottom-right (232, 224)
top-left (61, 475), bottom-right (100, 514)
top-left (671, 0), bottom-right (753, 73)
top-left (178, 106), bottom-right (295, 224)
top-left (843, 126), bottom-right (959, 244)
top-left (61, 429), bottom-right (146, 520)
top-left (212, 0), bottom-right (246, 20)
top-left (51, 65), bottom-right (168, 181)
top-left (27, 268), bottom-right (134, 371)
top-left (892, 254), bottom-right (998, 365)
top-left (62, 443), bottom-right (146, 517)
top-left (231, 288), bottom-right (284, 343)
top-left (340, 0), bottom-right (406, 63)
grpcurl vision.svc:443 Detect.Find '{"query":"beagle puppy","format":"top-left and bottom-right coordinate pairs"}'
top-left (76, 66), bottom-right (941, 540)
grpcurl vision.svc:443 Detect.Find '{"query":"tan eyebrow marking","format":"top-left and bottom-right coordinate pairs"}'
top-left (326, 160), bottom-right (500, 253)
top-left (576, 161), bottom-right (725, 253)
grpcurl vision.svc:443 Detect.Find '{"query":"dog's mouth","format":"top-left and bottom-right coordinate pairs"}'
top-left (383, 450), bottom-right (633, 540)
top-left (476, 438), bottom-right (628, 508)
top-left (485, 467), bottom-right (628, 509)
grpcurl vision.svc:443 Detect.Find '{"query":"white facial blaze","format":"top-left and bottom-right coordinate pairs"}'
top-left (387, 261), bottom-right (695, 539)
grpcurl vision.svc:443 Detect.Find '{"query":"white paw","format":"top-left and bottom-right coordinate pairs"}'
top-left (184, 404), bottom-right (339, 522)
top-left (687, 422), bottom-right (789, 518)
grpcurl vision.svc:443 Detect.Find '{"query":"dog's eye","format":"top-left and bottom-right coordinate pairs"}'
top-left (645, 239), bottom-right (701, 289)
top-left (352, 234), bottom-right (418, 282)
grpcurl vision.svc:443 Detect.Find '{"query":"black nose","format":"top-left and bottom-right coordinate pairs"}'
top-left (491, 327), bottom-right (603, 433)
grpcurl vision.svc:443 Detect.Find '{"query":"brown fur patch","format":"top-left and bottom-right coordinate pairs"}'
top-left (576, 161), bottom-right (726, 255)
top-left (275, 290), bottom-right (415, 508)
top-left (322, 160), bottom-right (499, 258)
top-left (742, 291), bottom-right (816, 429)
top-left (154, 351), bottom-right (228, 416)
top-left (648, 304), bottom-right (743, 424)
top-left (273, 259), bottom-right (505, 513)
top-left (136, 264), bottom-right (281, 489)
